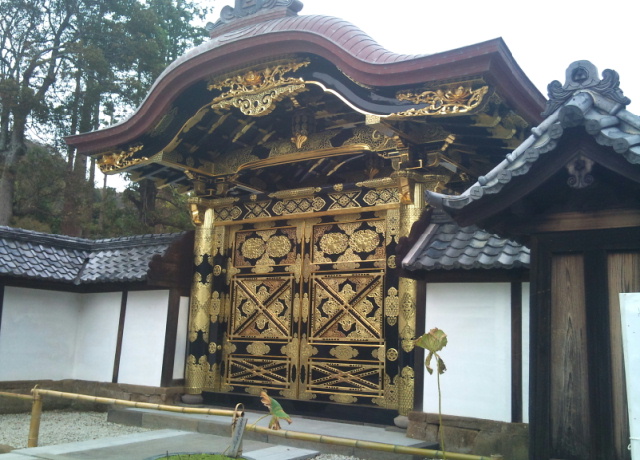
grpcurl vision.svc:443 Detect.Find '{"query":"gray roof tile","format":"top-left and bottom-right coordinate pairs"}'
top-left (0, 226), bottom-right (185, 285)
top-left (427, 61), bottom-right (640, 212)
top-left (404, 211), bottom-right (530, 271)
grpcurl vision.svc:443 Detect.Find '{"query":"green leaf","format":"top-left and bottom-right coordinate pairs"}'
top-left (415, 328), bottom-right (448, 353)
top-left (436, 356), bottom-right (447, 375)
top-left (425, 351), bottom-right (434, 375)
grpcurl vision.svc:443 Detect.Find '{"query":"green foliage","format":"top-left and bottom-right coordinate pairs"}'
top-left (1, 0), bottom-right (213, 230)
top-left (10, 143), bottom-right (192, 237)
top-left (12, 144), bottom-right (67, 233)
top-left (161, 455), bottom-right (248, 460)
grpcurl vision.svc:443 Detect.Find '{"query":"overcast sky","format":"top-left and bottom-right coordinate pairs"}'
top-left (211, 0), bottom-right (640, 109)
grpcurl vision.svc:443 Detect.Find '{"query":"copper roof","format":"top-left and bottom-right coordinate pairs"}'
top-left (65, 5), bottom-right (544, 156)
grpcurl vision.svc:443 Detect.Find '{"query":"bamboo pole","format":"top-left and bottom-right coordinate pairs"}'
top-left (32, 389), bottom-right (237, 417)
top-left (246, 424), bottom-right (501, 460)
top-left (26, 388), bottom-right (501, 460)
top-left (0, 391), bottom-right (32, 401)
top-left (27, 388), bottom-right (42, 448)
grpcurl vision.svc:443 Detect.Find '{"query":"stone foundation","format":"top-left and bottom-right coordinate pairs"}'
top-left (0, 380), bottom-right (184, 414)
top-left (408, 411), bottom-right (529, 460)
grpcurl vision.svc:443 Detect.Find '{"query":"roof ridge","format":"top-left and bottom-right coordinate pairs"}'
top-left (73, 253), bottom-right (92, 285)
top-left (0, 226), bottom-right (94, 249)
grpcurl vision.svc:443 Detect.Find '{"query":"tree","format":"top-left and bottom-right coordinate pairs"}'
top-left (0, 0), bottom-right (76, 225)
top-left (1, 0), bottom-right (210, 234)
top-left (55, 0), bottom-right (210, 235)
top-left (12, 143), bottom-right (67, 233)
top-left (11, 143), bottom-right (192, 237)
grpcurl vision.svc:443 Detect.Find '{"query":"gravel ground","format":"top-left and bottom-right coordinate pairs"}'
top-left (0, 410), bottom-right (365, 459)
top-left (0, 410), bottom-right (151, 449)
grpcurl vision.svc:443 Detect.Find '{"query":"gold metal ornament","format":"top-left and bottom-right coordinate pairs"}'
top-left (247, 341), bottom-right (271, 356)
top-left (206, 363), bottom-right (221, 392)
top-left (391, 85), bottom-right (489, 117)
top-left (185, 207), bottom-right (216, 395)
top-left (386, 348), bottom-right (399, 362)
top-left (330, 345), bottom-right (359, 360)
top-left (209, 61), bottom-right (310, 117)
top-left (185, 355), bottom-right (209, 395)
top-left (349, 229), bottom-right (379, 253)
top-left (210, 291), bottom-right (221, 322)
top-left (385, 287), bottom-right (399, 326)
top-left (387, 255), bottom-right (397, 269)
top-left (373, 373), bottom-right (399, 409)
top-left (330, 394), bottom-right (358, 404)
top-left (398, 366), bottom-right (415, 416)
top-left (98, 145), bottom-right (147, 173)
top-left (319, 232), bottom-right (349, 255)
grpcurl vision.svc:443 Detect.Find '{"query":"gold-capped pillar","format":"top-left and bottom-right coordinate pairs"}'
top-left (185, 201), bottom-right (216, 396)
top-left (395, 170), bottom-right (426, 416)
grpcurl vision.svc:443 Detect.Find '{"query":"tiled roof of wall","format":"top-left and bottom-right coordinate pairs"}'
top-left (0, 227), bottom-right (185, 285)
top-left (403, 211), bottom-right (530, 271)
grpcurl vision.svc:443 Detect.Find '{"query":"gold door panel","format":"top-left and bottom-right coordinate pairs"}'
top-left (312, 220), bottom-right (386, 267)
top-left (230, 276), bottom-right (293, 339)
top-left (305, 271), bottom-right (384, 399)
top-left (310, 272), bottom-right (383, 341)
top-left (222, 213), bottom-right (398, 407)
top-left (226, 275), bottom-right (295, 393)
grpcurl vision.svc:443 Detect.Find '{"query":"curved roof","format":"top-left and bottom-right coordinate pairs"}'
top-left (427, 60), bottom-right (640, 225)
top-left (65, 6), bottom-right (544, 156)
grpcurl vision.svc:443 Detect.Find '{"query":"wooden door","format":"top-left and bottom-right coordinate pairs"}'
top-left (222, 212), bottom-right (399, 407)
top-left (530, 228), bottom-right (640, 460)
top-left (225, 224), bottom-right (300, 397)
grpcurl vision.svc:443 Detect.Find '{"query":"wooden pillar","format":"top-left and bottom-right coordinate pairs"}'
top-left (185, 205), bottom-right (215, 396)
top-left (396, 172), bottom-right (425, 416)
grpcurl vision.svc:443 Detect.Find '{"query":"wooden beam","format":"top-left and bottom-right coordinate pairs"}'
top-left (512, 209), bottom-right (640, 234)
top-left (511, 282), bottom-right (523, 423)
top-left (0, 284), bottom-right (4, 340)
top-left (112, 290), bottom-right (128, 384)
top-left (584, 250), bottom-right (615, 457)
top-left (528, 236), bottom-right (552, 459)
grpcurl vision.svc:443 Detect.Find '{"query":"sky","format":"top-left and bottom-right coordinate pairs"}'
top-left (107, 0), bottom-right (640, 189)
top-left (295, 0), bottom-right (640, 108)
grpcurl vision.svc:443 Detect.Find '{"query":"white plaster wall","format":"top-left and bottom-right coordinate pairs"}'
top-left (522, 282), bottom-right (530, 423)
top-left (117, 290), bottom-right (169, 386)
top-left (172, 296), bottom-right (189, 380)
top-left (73, 292), bottom-right (122, 382)
top-left (423, 283), bottom-right (511, 422)
top-left (0, 287), bottom-right (80, 381)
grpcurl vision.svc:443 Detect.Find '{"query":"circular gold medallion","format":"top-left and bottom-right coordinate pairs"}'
top-left (350, 229), bottom-right (380, 253)
top-left (266, 235), bottom-right (292, 258)
top-left (319, 232), bottom-right (349, 255)
top-left (241, 237), bottom-right (265, 259)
